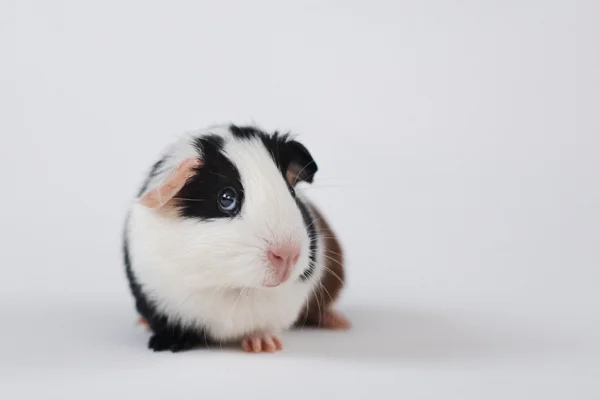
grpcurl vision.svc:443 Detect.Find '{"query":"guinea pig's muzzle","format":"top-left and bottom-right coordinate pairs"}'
top-left (262, 244), bottom-right (301, 287)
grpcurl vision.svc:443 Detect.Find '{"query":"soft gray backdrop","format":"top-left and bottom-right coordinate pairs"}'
top-left (1, 1), bottom-right (598, 399)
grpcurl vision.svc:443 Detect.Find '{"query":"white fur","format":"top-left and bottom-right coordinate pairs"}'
top-left (127, 125), bottom-right (324, 341)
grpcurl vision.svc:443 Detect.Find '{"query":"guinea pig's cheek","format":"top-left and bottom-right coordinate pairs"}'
top-left (299, 250), bottom-right (311, 273)
top-left (231, 262), bottom-right (265, 288)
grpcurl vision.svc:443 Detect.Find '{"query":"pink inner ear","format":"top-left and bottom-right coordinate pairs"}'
top-left (139, 158), bottom-right (202, 209)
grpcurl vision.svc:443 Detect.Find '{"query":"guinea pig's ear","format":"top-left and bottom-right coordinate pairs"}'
top-left (139, 158), bottom-right (202, 209)
top-left (285, 140), bottom-right (318, 187)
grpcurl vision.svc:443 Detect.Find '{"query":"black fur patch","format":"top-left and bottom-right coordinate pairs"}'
top-left (175, 134), bottom-right (246, 220)
top-left (229, 125), bottom-right (265, 140)
top-left (229, 125), bottom-right (318, 185)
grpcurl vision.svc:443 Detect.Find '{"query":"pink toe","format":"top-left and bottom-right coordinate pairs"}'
top-left (251, 337), bottom-right (262, 352)
top-left (263, 336), bottom-right (276, 352)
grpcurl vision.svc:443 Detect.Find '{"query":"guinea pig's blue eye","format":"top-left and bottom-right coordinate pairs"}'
top-left (218, 187), bottom-right (239, 214)
top-left (289, 186), bottom-right (296, 198)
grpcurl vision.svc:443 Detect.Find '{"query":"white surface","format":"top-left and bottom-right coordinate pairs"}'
top-left (1, 1), bottom-right (599, 399)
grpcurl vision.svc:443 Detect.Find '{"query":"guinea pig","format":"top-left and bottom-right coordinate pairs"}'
top-left (122, 124), bottom-right (349, 353)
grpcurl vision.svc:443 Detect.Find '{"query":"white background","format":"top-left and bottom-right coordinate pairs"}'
top-left (1, 0), bottom-right (599, 398)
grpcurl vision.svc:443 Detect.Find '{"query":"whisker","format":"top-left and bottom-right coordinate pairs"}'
top-left (317, 281), bottom-right (334, 304)
top-left (228, 265), bottom-right (260, 278)
top-left (322, 248), bottom-right (344, 258)
top-left (307, 177), bottom-right (345, 182)
top-left (311, 261), bottom-right (344, 286)
top-left (301, 184), bottom-right (349, 190)
top-left (252, 286), bottom-right (264, 328)
top-left (305, 215), bottom-right (325, 231)
top-left (323, 267), bottom-right (344, 286)
top-left (308, 226), bottom-right (336, 233)
top-left (308, 235), bottom-right (339, 241)
top-left (310, 284), bottom-right (323, 327)
top-left (230, 286), bottom-right (247, 326)
top-left (209, 171), bottom-right (229, 180)
top-left (301, 294), bottom-right (311, 328)
top-left (322, 253), bottom-right (344, 269)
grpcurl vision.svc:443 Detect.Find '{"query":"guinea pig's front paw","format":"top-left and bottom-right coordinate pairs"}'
top-left (148, 333), bottom-right (197, 352)
top-left (241, 333), bottom-right (283, 353)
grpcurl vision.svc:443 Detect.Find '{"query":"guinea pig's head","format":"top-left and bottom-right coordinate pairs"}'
top-left (138, 125), bottom-right (318, 289)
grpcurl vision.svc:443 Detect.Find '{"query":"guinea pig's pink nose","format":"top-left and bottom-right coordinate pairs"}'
top-left (267, 246), bottom-right (300, 270)
top-left (265, 246), bottom-right (300, 287)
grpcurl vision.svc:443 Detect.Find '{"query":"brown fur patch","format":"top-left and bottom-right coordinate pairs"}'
top-left (295, 201), bottom-right (346, 328)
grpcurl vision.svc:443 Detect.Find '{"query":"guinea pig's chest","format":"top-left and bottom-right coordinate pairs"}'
top-left (187, 284), bottom-right (314, 340)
